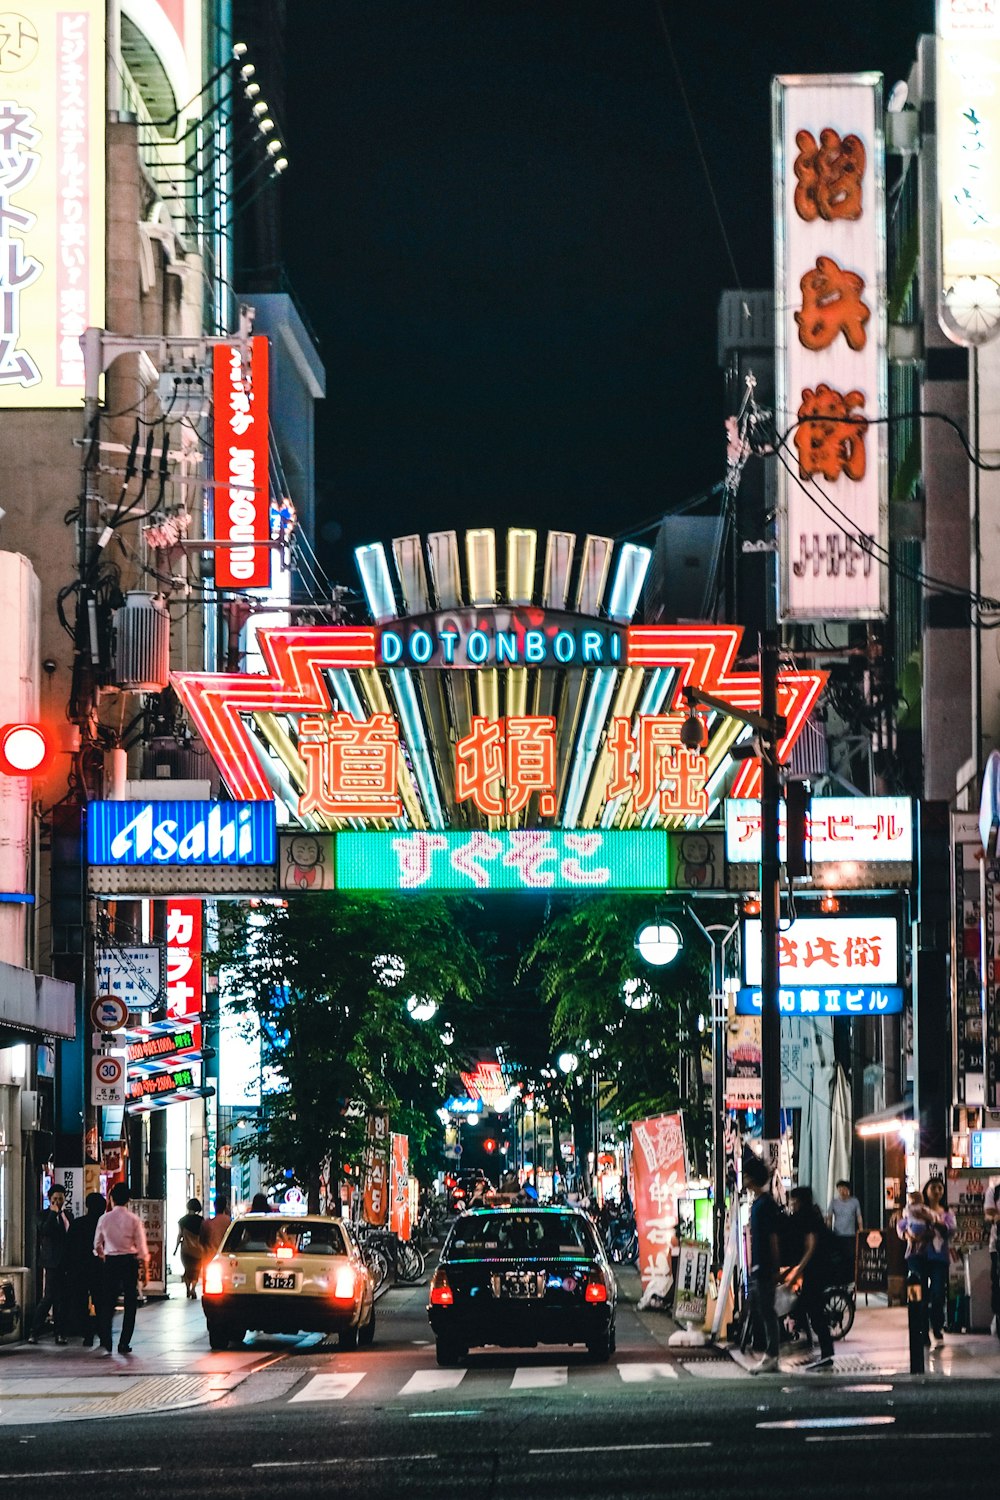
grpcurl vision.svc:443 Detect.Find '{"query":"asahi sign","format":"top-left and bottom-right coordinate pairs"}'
top-left (773, 74), bottom-right (888, 619)
top-left (87, 800), bottom-right (276, 867)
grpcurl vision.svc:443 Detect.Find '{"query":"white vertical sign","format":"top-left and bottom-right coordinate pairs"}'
top-left (773, 75), bottom-right (887, 619)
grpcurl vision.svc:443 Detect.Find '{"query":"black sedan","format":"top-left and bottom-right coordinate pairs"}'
top-left (428, 1206), bottom-right (616, 1366)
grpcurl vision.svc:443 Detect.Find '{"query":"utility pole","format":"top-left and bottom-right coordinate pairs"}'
top-left (759, 621), bottom-right (783, 1176)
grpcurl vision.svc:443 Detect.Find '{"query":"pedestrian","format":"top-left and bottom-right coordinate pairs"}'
top-left (94, 1181), bottom-right (149, 1355)
top-left (785, 1185), bottom-right (836, 1370)
top-left (65, 1192), bottom-right (106, 1345)
top-left (173, 1197), bottom-right (205, 1300)
top-left (249, 1192), bottom-right (274, 1213)
top-left (200, 1197), bottom-right (232, 1258)
top-left (744, 1152), bottom-right (783, 1374)
top-left (28, 1182), bottom-right (72, 1345)
top-left (826, 1179), bottom-right (863, 1284)
top-left (896, 1188), bottom-right (934, 1346)
top-left (922, 1178), bottom-right (956, 1348)
top-left (984, 1176), bottom-right (1000, 1340)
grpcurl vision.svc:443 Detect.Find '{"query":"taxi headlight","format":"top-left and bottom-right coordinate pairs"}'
top-left (204, 1260), bottom-right (225, 1296)
top-left (333, 1265), bottom-right (357, 1300)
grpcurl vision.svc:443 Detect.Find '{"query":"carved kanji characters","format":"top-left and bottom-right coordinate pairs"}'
top-left (794, 385), bottom-right (867, 482)
top-left (794, 128), bottom-right (866, 222)
top-left (796, 255), bottom-right (870, 351)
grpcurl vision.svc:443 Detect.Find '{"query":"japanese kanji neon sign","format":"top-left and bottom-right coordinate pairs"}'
top-left (169, 624), bottom-right (825, 824)
top-left (743, 915), bottom-right (898, 986)
top-left (735, 985), bottom-right (903, 1016)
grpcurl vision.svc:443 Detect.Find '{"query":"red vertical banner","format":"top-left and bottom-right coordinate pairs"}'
top-left (630, 1113), bottom-right (687, 1291)
top-left (213, 334), bottom-right (270, 589)
top-left (165, 899), bottom-right (203, 1020)
top-left (362, 1112), bottom-right (390, 1226)
top-left (389, 1133), bottom-right (410, 1241)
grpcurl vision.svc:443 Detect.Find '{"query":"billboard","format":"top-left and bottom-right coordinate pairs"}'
top-left (0, 5), bottom-right (104, 406)
top-left (87, 800), bottom-right (276, 867)
top-left (743, 915), bottom-right (898, 985)
top-left (936, 0), bottom-right (1000, 342)
top-left (335, 829), bottom-right (673, 892)
top-left (773, 74), bottom-right (887, 619)
top-left (736, 984), bottom-right (903, 1016)
top-left (165, 898), bottom-right (202, 1021)
top-left (214, 335), bottom-right (271, 589)
top-left (725, 795), bottom-right (913, 865)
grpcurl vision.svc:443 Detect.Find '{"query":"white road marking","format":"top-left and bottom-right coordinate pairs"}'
top-left (398, 1369), bottom-right (467, 1396)
top-left (805, 1432), bottom-right (990, 1445)
top-left (511, 1366), bottom-right (568, 1390)
top-left (758, 1416), bottom-right (895, 1431)
top-left (254, 1456), bottom-right (436, 1468)
top-left (618, 1362), bottom-right (679, 1382)
top-left (0, 1470), bottom-right (160, 1480)
top-left (529, 1443), bottom-right (710, 1455)
top-left (289, 1372), bottom-right (366, 1403)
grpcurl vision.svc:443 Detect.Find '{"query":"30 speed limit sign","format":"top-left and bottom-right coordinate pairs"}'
top-left (91, 1052), bottom-right (126, 1107)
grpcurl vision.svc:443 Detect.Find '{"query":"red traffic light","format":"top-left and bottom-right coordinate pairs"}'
top-left (0, 723), bottom-right (51, 776)
top-left (483, 1138), bottom-right (497, 1154)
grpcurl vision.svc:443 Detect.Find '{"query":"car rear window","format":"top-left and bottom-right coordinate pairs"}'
top-left (223, 1221), bottom-right (347, 1256)
top-left (448, 1213), bottom-right (596, 1258)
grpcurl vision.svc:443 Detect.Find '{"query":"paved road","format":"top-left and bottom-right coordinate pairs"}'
top-left (2, 1278), bottom-right (998, 1498)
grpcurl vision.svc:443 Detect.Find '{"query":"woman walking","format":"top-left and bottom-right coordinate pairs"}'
top-left (174, 1198), bottom-right (205, 1300)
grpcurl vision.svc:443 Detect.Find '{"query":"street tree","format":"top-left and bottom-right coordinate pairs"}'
top-left (526, 898), bottom-right (712, 1175)
top-left (214, 893), bottom-right (484, 1210)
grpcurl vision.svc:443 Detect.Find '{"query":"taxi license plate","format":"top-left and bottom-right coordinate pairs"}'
top-left (260, 1271), bottom-right (298, 1291)
top-left (503, 1273), bottom-right (540, 1299)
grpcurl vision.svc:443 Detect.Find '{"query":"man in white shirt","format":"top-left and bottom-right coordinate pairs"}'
top-left (94, 1182), bottom-right (149, 1355)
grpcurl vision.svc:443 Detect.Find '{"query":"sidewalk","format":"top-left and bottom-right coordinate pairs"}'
top-left (0, 1278), bottom-right (265, 1426)
top-left (622, 1266), bottom-right (1000, 1378)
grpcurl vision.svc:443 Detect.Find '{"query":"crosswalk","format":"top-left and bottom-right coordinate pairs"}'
top-left (288, 1361), bottom-right (682, 1404)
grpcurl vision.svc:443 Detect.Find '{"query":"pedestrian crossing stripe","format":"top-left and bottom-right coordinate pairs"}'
top-left (289, 1363), bottom-right (681, 1402)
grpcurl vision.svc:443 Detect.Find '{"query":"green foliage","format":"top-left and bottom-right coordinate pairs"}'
top-left (526, 898), bottom-right (712, 1171)
top-left (214, 893), bottom-right (483, 1204)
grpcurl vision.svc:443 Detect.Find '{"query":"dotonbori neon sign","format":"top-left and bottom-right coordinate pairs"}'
top-left (169, 624), bottom-right (825, 816)
top-left (377, 611), bottom-right (623, 668)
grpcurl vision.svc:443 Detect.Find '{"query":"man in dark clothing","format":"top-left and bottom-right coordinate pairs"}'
top-left (65, 1193), bottom-right (106, 1345)
top-left (785, 1185), bottom-right (835, 1368)
top-left (745, 1153), bottom-right (783, 1374)
top-left (29, 1183), bottom-right (72, 1344)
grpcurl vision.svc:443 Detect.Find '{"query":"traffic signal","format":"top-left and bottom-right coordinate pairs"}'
top-left (0, 723), bottom-right (52, 776)
top-left (483, 1138), bottom-right (497, 1154)
top-left (785, 778), bottom-right (809, 878)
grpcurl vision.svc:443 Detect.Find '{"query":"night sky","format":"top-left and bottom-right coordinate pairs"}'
top-left (279, 1), bottom-right (933, 580)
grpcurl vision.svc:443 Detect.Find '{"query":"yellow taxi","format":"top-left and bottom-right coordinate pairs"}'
top-left (202, 1213), bottom-right (376, 1350)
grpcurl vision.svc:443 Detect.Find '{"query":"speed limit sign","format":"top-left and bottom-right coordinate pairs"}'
top-left (91, 1052), bottom-right (125, 1107)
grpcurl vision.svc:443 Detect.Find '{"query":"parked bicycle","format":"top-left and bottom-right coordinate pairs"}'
top-left (355, 1226), bottom-right (426, 1287)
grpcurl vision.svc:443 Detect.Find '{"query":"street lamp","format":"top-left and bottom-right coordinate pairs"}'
top-left (634, 922), bottom-right (683, 966)
top-left (556, 1051), bottom-right (578, 1075)
top-left (405, 996), bottom-right (437, 1022)
top-left (621, 977), bottom-right (654, 1011)
top-left (372, 953), bottom-right (406, 988)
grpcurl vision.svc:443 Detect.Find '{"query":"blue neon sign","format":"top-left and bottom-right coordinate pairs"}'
top-left (736, 985), bottom-right (904, 1017)
top-left (88, 801), bottom-right (276, 867)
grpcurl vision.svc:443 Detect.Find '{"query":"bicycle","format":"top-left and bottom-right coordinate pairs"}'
top-left (604, 1215), bottom-right (639, 1265)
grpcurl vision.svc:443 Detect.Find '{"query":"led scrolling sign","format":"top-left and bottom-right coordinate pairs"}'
top-left (169, 622), bottom-right (826, 822)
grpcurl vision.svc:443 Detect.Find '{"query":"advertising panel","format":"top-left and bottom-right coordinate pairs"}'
top-left (725, 796), bottom-right (912, 865)
top-left (95, 945), bottom-right (163, 1011)
top-left (87, 800), bottom-right (276, 867)
top-left (0, 4), bottom-right (104, 408)
top-left (743, 915), bottom-right (898, 985)
top-left (390, 1133), bottom-right (410, 1242)
top-left (952, 812), bottom-right (985, 1105)
top-left (165, 898), bottom-right (202, 1020)
top-left (362, 1111), bottom-right (390, 1227)
top-left (335, 829), bottom-right (672, 892)
top-left (736, 984), bottom-right (903, 1016)
top-left (983, 858), bottom-right (1000, 1110)
top-left (936, 0), bottom-right (1000, 342)
top-left (773, 74), bottom-right (887, 619)
top-left (132, 1199), bottom-right (165, 1295)
top-left (725, 1017), bottom-right (762, 1108)
top-left (213, 335), bottom-right (271, 589)
top-left (630, 1112), bottom-right (686, 1292)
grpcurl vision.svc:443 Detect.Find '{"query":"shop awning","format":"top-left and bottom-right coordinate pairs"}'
top-left (0, 961), bottom-right (75, 1041)
top-left (855, 1098), bottom-right (914, 1138)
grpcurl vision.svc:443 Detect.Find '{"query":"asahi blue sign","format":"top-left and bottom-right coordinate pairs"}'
top-left (88, 801), bottom-right (276, 867)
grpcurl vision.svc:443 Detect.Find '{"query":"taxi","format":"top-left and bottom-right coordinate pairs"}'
top-left (201, 1213), bottom-right (376, 1350)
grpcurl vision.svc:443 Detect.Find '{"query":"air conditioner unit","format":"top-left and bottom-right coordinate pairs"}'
top-left (113, 592), bottom-right (170, 692)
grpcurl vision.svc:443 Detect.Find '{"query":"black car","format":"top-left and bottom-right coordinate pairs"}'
top-left (428, 1206), bottom-right (617, 1367)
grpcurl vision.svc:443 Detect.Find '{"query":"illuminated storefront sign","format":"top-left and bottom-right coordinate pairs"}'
top-left (460, 1062), bottom-right (509, 1109)
top-left (443, 1096), bottom-right (483, 1116)
top-left (773, 74), bottom-right (887, 619)
top-left (125, 1023), bottom-right (201, 1066)
top-left (0, 5), bottom-right (104, 407)
top-left (213, 335), bottom-right (271, 589)
top-left (725, 796), bottom-right (913, 864)
top-left (743, 915), bottom-right (898, 985)
top-left (936, 0), bottom-right (1000, 342)
top-left (165, 898), bottom-right (203, 1021)
top-left (736, 985), bottom-right (903, 1016)
top-left (335, 830), bottom-right (673, 892)
top-left (95, 945), bottom-right (162, 1009)
top-left (170, 623), bottom-right (827, 808)
top-left (128, 1064), bottom-right (196, 1101)
top-left (377, 611), bottom-right (624, 669)
top-left (87, 800), bottom-right (276, 867)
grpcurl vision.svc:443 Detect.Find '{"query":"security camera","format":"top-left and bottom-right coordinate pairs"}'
top-left (679, 711), bottom-right (708, 751)
top-left (42, 659), bottom-right (57, 675)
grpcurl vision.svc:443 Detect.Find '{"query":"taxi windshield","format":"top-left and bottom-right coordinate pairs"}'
top-left (449, 1213), bottom-right (596, 1258)
top-left (224, 1221), bottom-right (347, 1257)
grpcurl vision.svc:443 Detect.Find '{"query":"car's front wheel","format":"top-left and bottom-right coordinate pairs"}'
top-left (435, 1336), bottom-right (467, 1367)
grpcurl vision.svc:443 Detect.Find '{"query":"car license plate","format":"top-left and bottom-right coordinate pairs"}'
top-left (503, 1273), bottom-right (540, 1299)
top-left (260, 1271), bottom-right (298, 1291)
